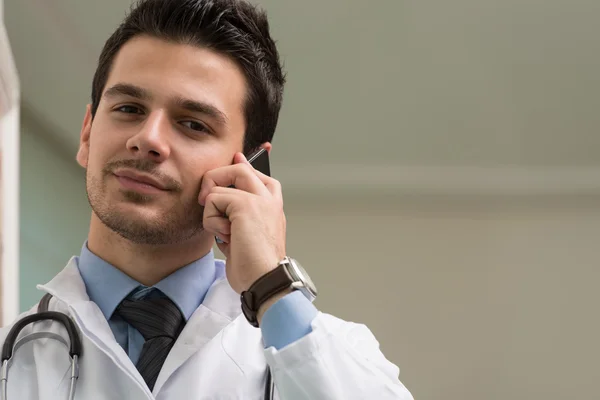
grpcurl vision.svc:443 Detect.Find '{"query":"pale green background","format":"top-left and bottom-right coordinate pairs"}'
top-left (19, 115), bottom-right (89, 310)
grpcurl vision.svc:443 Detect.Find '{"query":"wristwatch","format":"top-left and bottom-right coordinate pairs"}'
top-left (240, 257), bottom-right (317, 327)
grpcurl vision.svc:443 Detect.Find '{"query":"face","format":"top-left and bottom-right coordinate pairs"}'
top-left (77, 35), bottom-right (248, 245)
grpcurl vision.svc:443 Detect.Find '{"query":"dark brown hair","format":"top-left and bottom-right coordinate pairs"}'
top-left (91, 0), bottom-right (286, 153)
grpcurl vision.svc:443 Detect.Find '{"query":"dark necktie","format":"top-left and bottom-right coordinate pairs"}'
top-left (116, 295), bottom-right (186, 391)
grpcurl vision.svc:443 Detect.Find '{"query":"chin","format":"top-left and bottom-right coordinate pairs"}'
top-left (89, 185), bottom-right (204, 245)
top-left (97, 208), bottom-right (181, 245)
top-left (114, 200), bottom-right (170, 222)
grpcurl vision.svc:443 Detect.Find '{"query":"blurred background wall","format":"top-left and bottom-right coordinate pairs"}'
top-left (4, 0), bottom-right (600, 399)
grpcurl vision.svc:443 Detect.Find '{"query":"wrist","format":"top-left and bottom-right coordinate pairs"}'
top-left (240, 257), bottom-right (317, 328)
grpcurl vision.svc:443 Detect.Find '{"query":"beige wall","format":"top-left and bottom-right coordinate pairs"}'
top-left (280, 194), bottom-right (600, 400)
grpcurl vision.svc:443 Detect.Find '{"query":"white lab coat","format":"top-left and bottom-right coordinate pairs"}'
top-left (0, 257), bottom-right (413, 400)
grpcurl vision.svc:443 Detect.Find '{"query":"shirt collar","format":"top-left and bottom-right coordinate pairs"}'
top-left (77, 241), bottom-right (217, 321)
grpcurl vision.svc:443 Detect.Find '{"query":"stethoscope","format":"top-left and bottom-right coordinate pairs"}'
top-left (0, 293), bottom-right (275, 400)
top-left (1, 294), bottom-right (81, 400)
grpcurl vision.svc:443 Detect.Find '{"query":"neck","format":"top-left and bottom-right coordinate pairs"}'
top-left (87, 213), bottom-right (214, 286)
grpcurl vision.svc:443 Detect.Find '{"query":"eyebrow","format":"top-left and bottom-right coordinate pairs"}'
top-left (173, 96), bottom-right (228, 127)
top-left (103, 83), bottom-right (229, 126)
top-left (104, 83), bottom-right (151, 101)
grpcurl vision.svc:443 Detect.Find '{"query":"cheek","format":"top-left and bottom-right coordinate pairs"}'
top-left (180, 155), bottom-right (230, 196)
top-left (85, 144), bottom-right (107, 176)
top-left (185, 145), bottom-right (235, 175)
top-left (88, 127), bottom-right (126, 165)
top-left (181, 164), bottom-right (207, 195)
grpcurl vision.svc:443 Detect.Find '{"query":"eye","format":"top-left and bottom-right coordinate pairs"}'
top-left (115, 105), bottom-right (143, 114)
top-left (180, 120), bottom-right (210, 133)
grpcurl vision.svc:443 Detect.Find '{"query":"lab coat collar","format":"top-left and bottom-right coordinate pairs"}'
top-left (36, 257), bottom-right (241, 324)
top-left (37, 257), bottom-right (247, 397)
top-left (77, 242), bottom-right (218, 321)
top-left (37, 256), bottom-right (91, 305)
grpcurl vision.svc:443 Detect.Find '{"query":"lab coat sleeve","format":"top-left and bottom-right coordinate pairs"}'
top-left (263, 312), bottom-right (414, 399)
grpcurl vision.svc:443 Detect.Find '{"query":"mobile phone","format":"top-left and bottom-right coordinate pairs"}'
top-left (215, 148), bottom-right (271, 244)
top-left (247, 147), bottom-right (270, 177)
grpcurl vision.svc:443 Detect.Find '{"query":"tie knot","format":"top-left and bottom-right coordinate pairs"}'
top-left (116, 296), bottom-right (185, 340)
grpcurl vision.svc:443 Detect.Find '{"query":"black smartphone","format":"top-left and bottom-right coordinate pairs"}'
top-left (247, 147), bottom-right (271, 177)
top-left (216, 148), bottom-right (271, 244)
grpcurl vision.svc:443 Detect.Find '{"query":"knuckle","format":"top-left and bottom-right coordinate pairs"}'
top-left (271, 179), bottom-right (282, 191)
top-left (202, 169), bottom-right (215, 180)
top-left (205, 193), bottom-right (217, 205)
top-left (237, 163), bottom-right (252, 174)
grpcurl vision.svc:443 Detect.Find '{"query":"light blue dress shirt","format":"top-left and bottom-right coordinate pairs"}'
top-left (77, 242), bottom-right (317, 362)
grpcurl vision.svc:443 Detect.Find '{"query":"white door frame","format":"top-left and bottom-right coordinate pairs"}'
top-left (0, 0), bottom-right (21, 326)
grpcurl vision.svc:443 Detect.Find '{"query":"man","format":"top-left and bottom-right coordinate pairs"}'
top-left (0, 0), bottom-right (413, 398)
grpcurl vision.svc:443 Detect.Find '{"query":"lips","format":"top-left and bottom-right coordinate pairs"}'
top-left (113, 169), bottom-right (168, 190)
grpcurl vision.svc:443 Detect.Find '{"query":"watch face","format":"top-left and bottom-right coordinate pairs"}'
top-left (288, 258), bottom-right (318, 299)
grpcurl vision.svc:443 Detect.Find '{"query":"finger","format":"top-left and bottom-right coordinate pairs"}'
top-left (203, 191), bottom-right (235, 221)
top-left (204, 194), bottom-right (232, 244)
top-left (262, 176), bottom-right (282, 202)
top-left (210, 178), bottom-right (282, 211)
top-left (205, 214), bottom-right (231, 236)
top-left (199, 162), bottom-right (268, 205)
top-left (235, 152), bottom-right (283, 200)
top-left (208, 186), bottom-right (243, 197)
top-left (203, 192), bottom-right (233, 249)
top-left (202, 186), bottom-right (252, 214)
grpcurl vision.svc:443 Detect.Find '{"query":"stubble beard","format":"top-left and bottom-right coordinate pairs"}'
top-left (86, 168), bottom-right (205, 245)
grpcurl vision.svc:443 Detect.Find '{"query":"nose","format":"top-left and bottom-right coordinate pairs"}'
top-left (125, 111), bottom-right (171, 162)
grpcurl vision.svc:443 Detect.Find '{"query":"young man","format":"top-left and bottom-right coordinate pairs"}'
top-left (0, 1), bottom-right (413, 398)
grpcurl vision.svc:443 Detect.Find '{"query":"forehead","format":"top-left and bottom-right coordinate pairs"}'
top-left (104, 35), bottom-right (247, 121)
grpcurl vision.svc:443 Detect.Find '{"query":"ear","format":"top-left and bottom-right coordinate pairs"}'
top-left (76, 104), bottom-right (93, 168)
top-left (260, 142), bottom-right (272, 154)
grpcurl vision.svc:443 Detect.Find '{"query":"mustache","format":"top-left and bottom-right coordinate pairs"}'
top-left (103, 159), bottom-right (183, 192)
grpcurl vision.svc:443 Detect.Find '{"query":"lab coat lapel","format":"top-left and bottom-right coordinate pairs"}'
top-left (36, 257), bottom-right (89, 305)
top-left (37, 258), bottom-right (147, 390)
top-left (152, 276), bottom-right (243, 394)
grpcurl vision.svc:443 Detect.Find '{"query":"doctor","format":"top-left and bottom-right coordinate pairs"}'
top-left (0, 0), bottom-right (413, 399)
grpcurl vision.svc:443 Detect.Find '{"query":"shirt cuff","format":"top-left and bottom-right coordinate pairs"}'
top-left (260, 290), bottom-right (318, 350)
